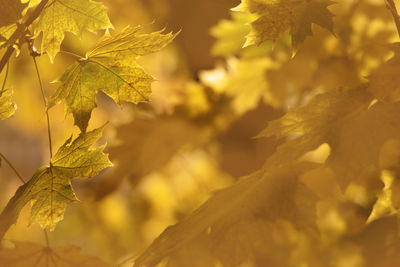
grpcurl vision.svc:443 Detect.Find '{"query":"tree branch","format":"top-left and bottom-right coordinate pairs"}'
top-left (386, 0), bottom-right (400, 38)
top-left (0, 0), bottom-right (50, 73)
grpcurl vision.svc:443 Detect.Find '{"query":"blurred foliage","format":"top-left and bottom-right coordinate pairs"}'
top-left (1, 0), bottom-right (400, 266)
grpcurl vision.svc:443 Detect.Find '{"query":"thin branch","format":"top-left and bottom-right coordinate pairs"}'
top-left (0, 0), bottom-right (50, 74)
top-left (0, 152), bottom-right (25, 184)
top-left (32, 56), bottom-right (53, 158)
top-left (386, 0), bottom-right (400, 38)
top-left (1, 62), bottom-right (9, 94)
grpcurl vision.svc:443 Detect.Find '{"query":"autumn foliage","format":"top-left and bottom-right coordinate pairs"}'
top-left (2, 0), bottom-right (400, 266)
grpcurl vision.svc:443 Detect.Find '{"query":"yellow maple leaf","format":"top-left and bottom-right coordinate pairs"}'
top-left (0, 127), bottom-right (112, 236)
top-left (233, 0), bottom-right (335, 48)
top-left (34, 0), bottom-right (112, 62)
top-left (48, 26), bottom-right (177, 132)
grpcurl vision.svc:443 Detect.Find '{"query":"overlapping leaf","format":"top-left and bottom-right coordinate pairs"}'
top-left (134, 164), bottom-right (318, 266)
top-left (0, 0), bottom-right (27, 27)
top-left (0, 89), bottom-right (16, 120)
top-left (0, 127), bottom-right (112, 237)
top-left (35, 0), bottom-right (112, 62)
top-left (233, 0), bottom-right (335, 48)
top-left (260, 86), bottom-right (400, 188)
top-left (48, 26), bottom-right (177, 132)
top-left (0, 241), bottom-right (111, 267)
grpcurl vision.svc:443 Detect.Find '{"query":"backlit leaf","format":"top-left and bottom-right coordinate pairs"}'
top-left (233, 0), bottom-right (335, 48)
top-left (200, 57), bottom-right (280, 114)
top-left (48, 26), bottom-right (177, 132)
top-left (0, 89), bottom-right (16, 120)
top-left (260, 86), bottom-right (400, 188)
top-left (34, 0), bottom-right (112, 62)
top-left (0, 126), bottom-right (112, 237)
top-left (134, 165), bottom-right (317, 266)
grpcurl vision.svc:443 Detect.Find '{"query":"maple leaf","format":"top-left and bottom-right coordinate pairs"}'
top-left (48, 26), bottom-right (177, 132)
top-left (0, 0), bottom-right (27, 27)
top-left (0, 89), bottom-right (16, 120)
top-left (34, 0), bottom-right (112, 62)
top-left (0, 126), bottom-right (112, 237)
top-left (0, 241), bottom-right (111, 267)
top-left (233, 0), bottom-right (335, 48)
top-left (260, 86), bottom-right (400, 188)
top-left (134, 164), bottom-right (318, 267)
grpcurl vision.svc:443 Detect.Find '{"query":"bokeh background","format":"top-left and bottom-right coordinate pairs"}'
top-left (1, 0), bottom-right (400, 266)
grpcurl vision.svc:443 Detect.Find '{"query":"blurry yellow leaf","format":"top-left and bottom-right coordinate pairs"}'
top-left (0, 127), bottom-right (112, 236)
top-left (0, 241), bottom-right (111, 267)
top-left (260, 86), bottom-right (400, 188)
top-left (48, 26), bottom-right (177, 132)
top-left (134, 165), bottom-right (318, 266)
top-left (210, 12), bottom-right (254, 57)
top-left (0, 89), bottom-right (16, 120)
top-left (233, 0), bottom-right (335, 48)
top-left (34, 0), bottom-right (112, 62)
top-left (201, 57), bottom-right (280, 114)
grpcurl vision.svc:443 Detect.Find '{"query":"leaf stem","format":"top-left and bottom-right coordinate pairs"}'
top-left (386, 0), bottom-right (400, 38)
top-left (31, 55), bottom-right (53, 249)
top-left (32, 56), bottom-right (53, 159)
top-left (59, 50), bottom-right (85, 60)
top-left (0, 152), bottom-right (25, 184)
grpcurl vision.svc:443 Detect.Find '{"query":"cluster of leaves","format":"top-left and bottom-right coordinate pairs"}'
top-left (0, 0), bottom-right (176, 265)
top-left (2, 0), bottom-right (400, 266)
top-left (135, 0), bottom-right (400, 266)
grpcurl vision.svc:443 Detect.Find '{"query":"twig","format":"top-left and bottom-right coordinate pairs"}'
top-left (0, 152), bottom-right (25, 184)
top-left (0, 0), bottom-right (50, 74)
top-left (31, 50), bottom-right (54, 248)
top-left (1, 62), bottom-right (9, 95)
top-left (32, 56), bottom-right (53, 158)
top-left (59, 50), bottom-right (85, 60)
top-left (386, 0), bottom-right (400, 38)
